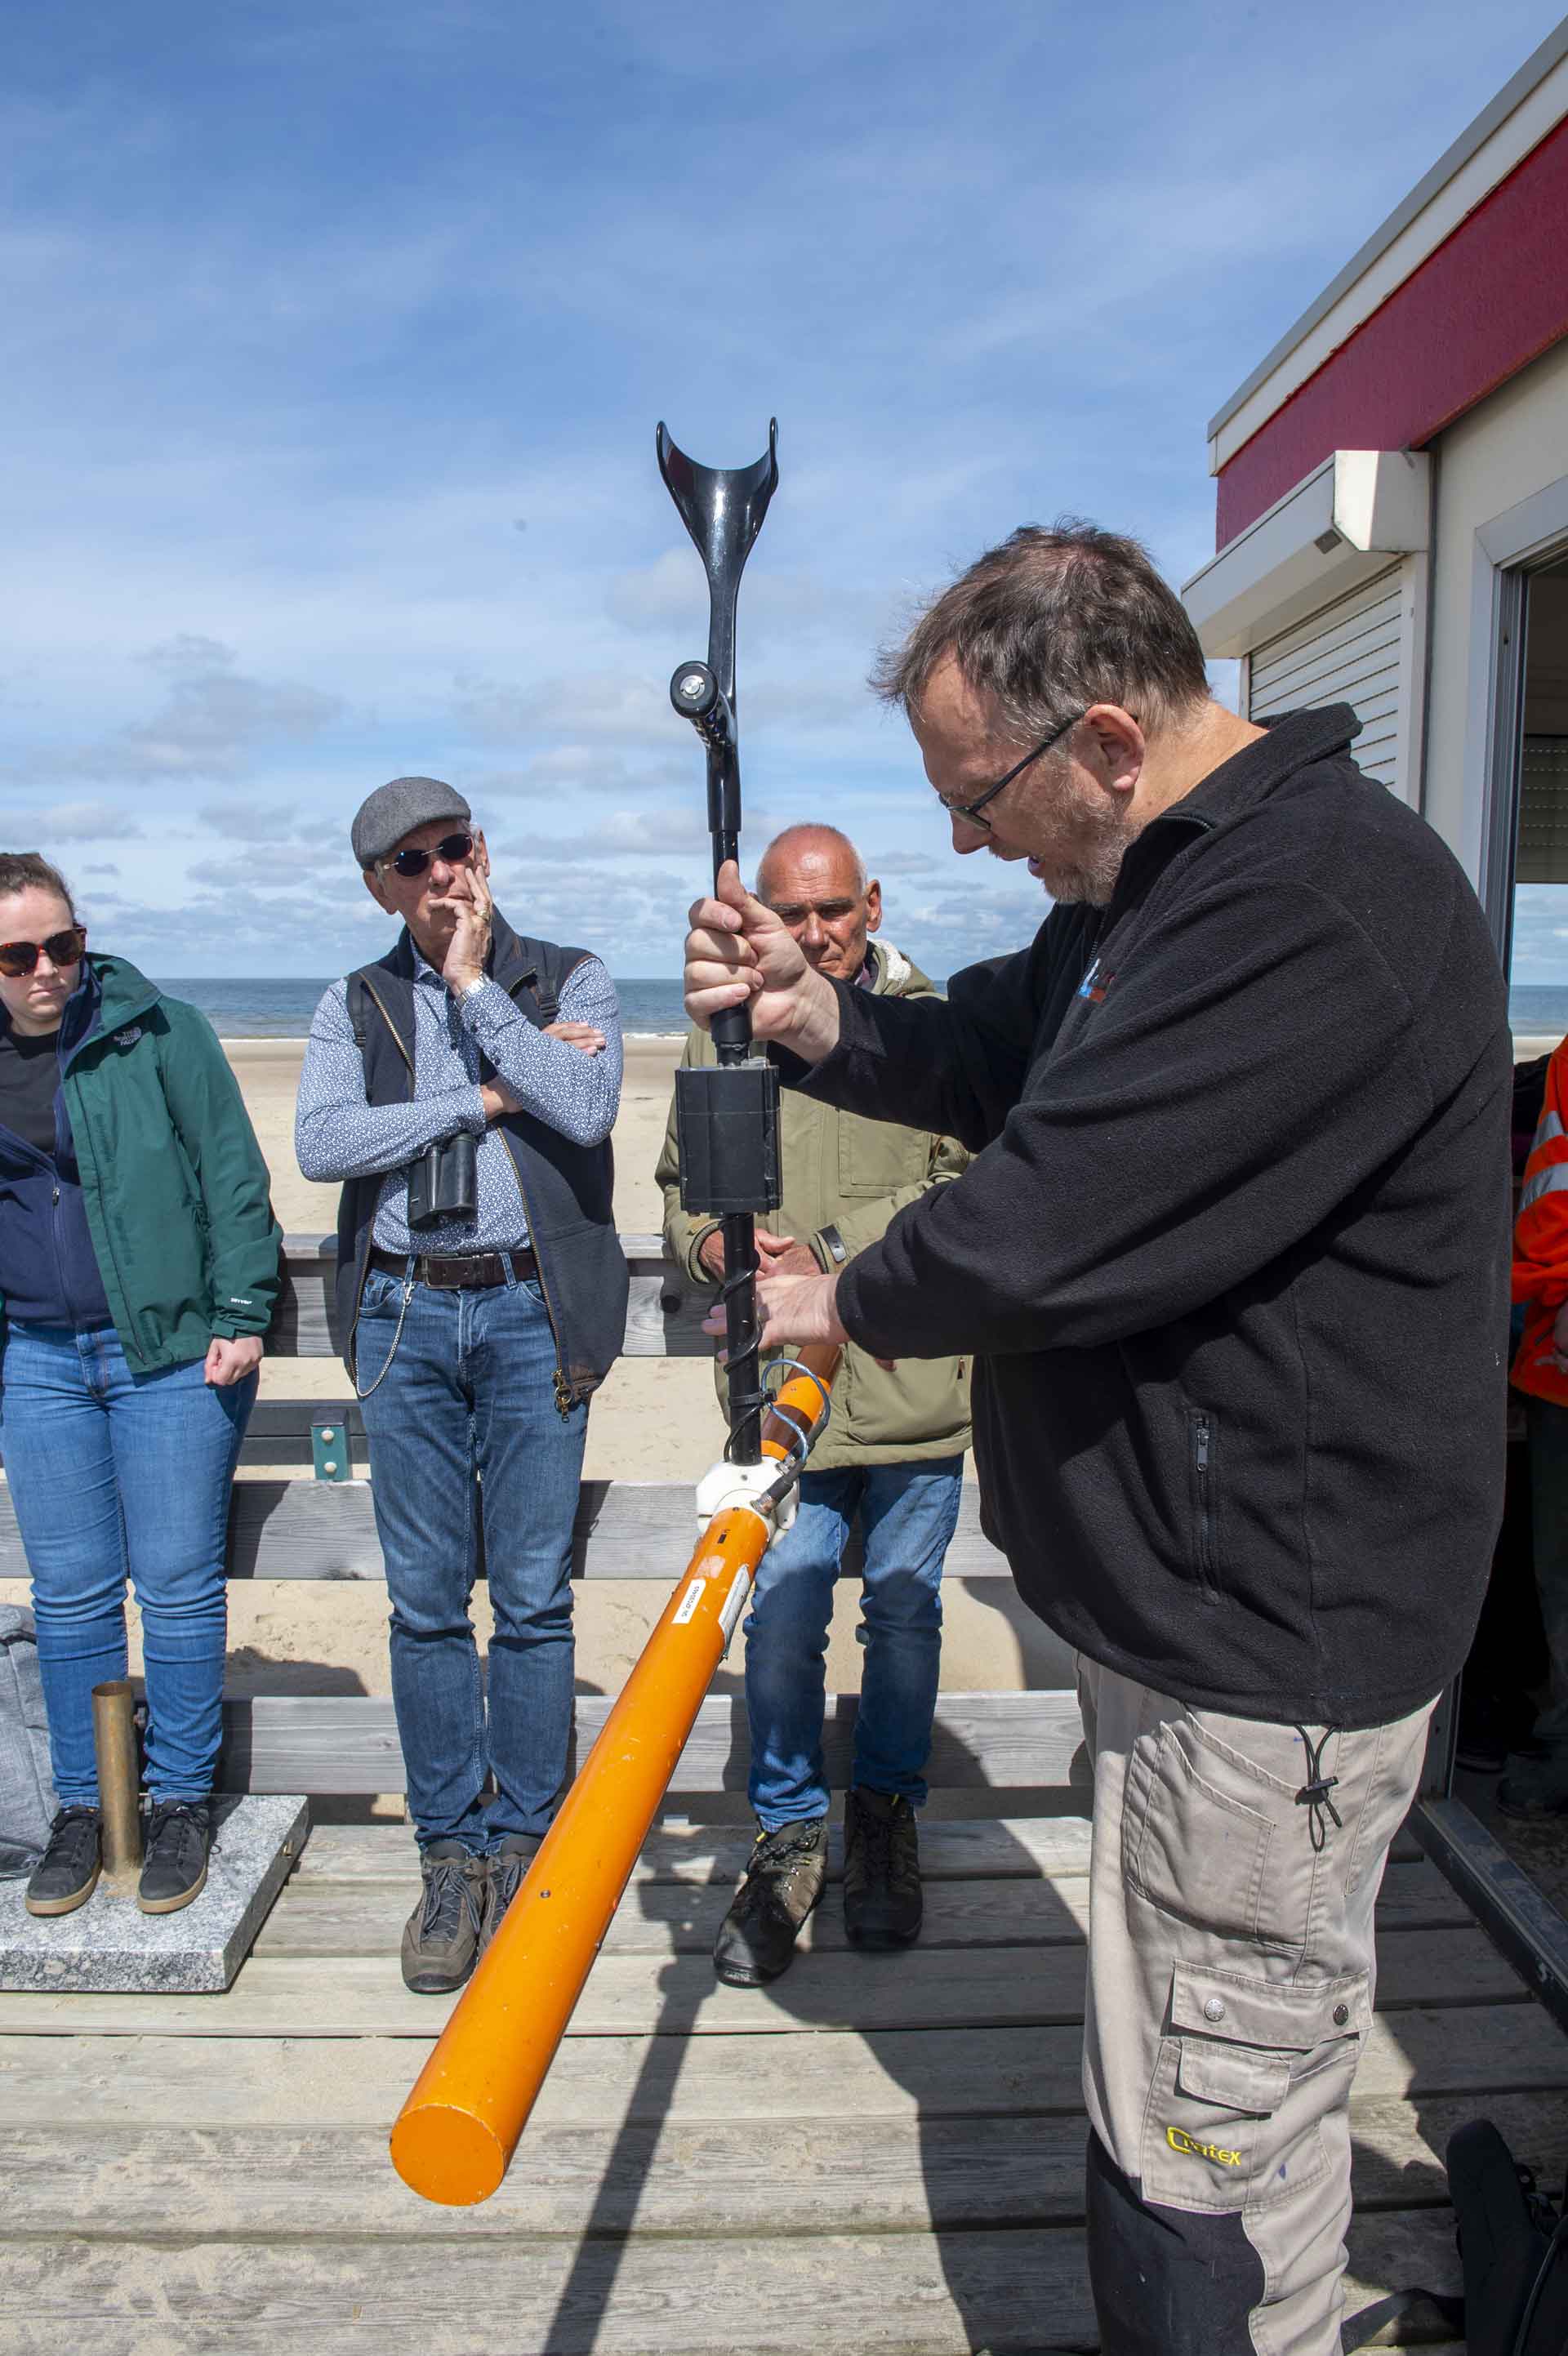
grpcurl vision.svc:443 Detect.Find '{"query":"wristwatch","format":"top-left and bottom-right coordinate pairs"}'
top-left (816, 1223), bottom-right (848, 1269)
top-left (458, 974), bottom-right (488, 1005)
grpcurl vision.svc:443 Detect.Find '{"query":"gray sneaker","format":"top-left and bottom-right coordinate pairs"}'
top-left (478, 1833), bottom-right (541, 1957)
top-left (712, 1816), bottom-right (827, 1986)
top-left (25, 1806), bottom-right (102, 1918)
top-left (138, 1798), bottom-right (211, 1914)
top-left (401, 1842), bottom-right (488, 1993)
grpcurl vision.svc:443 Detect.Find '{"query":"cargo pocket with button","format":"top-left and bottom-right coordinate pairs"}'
top-left (1140, 1958), bottom-right (1370, 2213)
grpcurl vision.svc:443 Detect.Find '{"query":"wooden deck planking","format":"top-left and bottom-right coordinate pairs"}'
top-left (0, 1922), bottom-right (1525, 2038)
top-left (3, 1999), bottom-right (1562, 2141)
top-left (0, 2216), bottom-right (1466, 2356)
top-left (292, 1816), bottom-right (1427, 1885)
top-left (1, 1815), bottom-right (1559, 2356)
top-left (1, 2001), bottom-right (1564, 2131)
top-left (253, 1858), bottom-right (1475, 1958)
top-left (216, 1689), bottom-right (1089, 1795)
top-left (3, 2089), bottom-right (1564, 2241)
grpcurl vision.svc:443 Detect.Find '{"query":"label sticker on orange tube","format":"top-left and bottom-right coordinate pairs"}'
top-left (672, 1579), bottom-right (706, 1625)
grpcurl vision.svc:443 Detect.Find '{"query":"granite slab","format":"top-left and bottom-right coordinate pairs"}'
top-left (0, 1794), bottom-right (307, 1993)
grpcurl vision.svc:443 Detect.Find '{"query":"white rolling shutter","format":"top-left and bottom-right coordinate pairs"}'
top-left (1248, 565), bottom-right (1406, 793)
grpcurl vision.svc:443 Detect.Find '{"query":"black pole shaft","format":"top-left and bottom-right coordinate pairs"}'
top-left (709, 745), bottom-right (762, 1464)
top-left (657, 420), bottom-right (778, 1468)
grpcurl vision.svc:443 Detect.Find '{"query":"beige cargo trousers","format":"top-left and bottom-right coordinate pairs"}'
top-left (1076, 1657), bottom-right (1434, 2356)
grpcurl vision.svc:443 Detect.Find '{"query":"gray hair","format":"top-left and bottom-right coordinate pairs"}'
top-left (871, 519), bottom-right (1210, 746)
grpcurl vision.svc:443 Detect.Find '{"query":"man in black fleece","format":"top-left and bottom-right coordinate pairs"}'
top-left (682, 524), bottom-right (1512, 2356)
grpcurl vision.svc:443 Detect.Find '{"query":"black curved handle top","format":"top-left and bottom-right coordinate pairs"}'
top-left (655, 420), bottom-right (778, 702)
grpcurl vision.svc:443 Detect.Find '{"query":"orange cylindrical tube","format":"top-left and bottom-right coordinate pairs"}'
top-left (389, 1344), bottom-right (839, 2207)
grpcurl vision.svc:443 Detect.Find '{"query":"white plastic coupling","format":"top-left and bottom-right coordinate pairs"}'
top-left (694, 1456), bottom-right (798, 1545)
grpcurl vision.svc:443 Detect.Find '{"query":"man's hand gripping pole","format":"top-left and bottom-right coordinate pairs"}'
top-left (657, 418), bottom-right (782, 1466)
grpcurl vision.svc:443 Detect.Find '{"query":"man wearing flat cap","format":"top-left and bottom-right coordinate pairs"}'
top-left (296, 777), bottom-right (627, 1993)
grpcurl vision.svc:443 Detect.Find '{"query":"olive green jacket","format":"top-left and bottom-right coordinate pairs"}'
top-left (656, 941), bottom-right (971, 1467)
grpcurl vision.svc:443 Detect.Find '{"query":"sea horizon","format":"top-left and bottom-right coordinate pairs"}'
top-left (155, 973), bottom-right (699, 1039)
top-left (154, 973), bottom-right (1568, 1042)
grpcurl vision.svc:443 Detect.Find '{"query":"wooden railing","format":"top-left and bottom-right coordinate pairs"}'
top-left (0, 1233), bottom-right (1061, 1793)
top-left (0, 1234), bottom-right (1013, 1588)
top-left (268, 1232), bottom-right (709, 1363)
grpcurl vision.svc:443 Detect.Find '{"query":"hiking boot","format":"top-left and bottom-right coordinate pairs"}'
top-left (712, 1816), bottom-right (827, 1987)
top-left (843, 1785), bottom-right (923, 1950)
top-left (1499, 1752), bottom-right (1568, 1820)
top-left (479, 1833), bottom-right (541, 1957)
top-left (1456, 1690), bottom-right (1536, 1776)
top-left (138, 1798), bottom-right (212, 1913)
top-left (401, 1842), bottom-right (488, 1993)
top-left (24, 1806), bottom-right (102, 1918)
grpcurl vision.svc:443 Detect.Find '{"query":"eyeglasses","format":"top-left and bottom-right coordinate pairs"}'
top-left (935, 711), bottom-right (1084, 834)
top-left (0, 927), bottom-right (87, 979)
top-left (383, 831), bottom-right (475, 879)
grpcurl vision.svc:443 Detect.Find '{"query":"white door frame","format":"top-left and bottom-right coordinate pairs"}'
top-left (1465, 469), bottom-right (1568, 959)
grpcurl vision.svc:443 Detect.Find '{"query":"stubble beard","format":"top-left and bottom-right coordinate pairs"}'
top-left (1015, 775), bottom-right (1139, 907)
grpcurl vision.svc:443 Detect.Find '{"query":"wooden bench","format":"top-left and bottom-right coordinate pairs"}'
top-left (0, 1232), bottom-right (1020, 1592)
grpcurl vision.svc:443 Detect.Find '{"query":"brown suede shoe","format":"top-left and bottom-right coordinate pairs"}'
top-left (478, 1833), bottom-right (541, 1957)
top-left (401, 1843), bottom-right (488, 1993)
top-left (712, 1816), bottom-right (827, 1986)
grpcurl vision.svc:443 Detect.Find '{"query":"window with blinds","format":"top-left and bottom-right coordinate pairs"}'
top-left (1248, 566), bottom-right (1405, 793)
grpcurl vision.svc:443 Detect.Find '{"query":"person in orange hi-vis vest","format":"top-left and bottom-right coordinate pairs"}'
top-left (1508, 1037), bottom-right (1568, 1815)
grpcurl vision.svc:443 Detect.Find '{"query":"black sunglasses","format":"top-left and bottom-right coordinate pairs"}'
top-left (936, 711), bottom-right (1084, 834)
top-left (384, 831), bottom-right (475, 879)
top-left (0, 926), bottom-right (87, 979)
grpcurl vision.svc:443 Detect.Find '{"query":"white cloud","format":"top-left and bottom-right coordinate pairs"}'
top-left (198, 799), bottom-right (306, 841)
top-left (18, 799), bottom-right (145, 844)
top-left (451, 669), bottom-right (680, 749)
top-left (117, 637), bottom-right (342, 781)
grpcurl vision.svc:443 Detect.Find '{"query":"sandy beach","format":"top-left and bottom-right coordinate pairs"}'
top-left (0, 1036), bottom-right (1062, 1766)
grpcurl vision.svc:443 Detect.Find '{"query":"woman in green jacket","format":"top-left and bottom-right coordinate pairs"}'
top-left (0, 853), bottom-right (281, 1919)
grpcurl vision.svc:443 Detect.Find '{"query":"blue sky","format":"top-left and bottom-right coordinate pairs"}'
top-left (4, 1), bottom-right (1564, 980)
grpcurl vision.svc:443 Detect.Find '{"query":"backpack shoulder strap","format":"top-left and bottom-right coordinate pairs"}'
top-left (345, 964), bottom-right (415, 1085)
top-left (502, 934), bottom-right (593, 1026)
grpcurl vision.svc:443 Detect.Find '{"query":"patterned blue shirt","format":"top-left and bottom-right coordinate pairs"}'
top-left (296, 944), bottom-right (621, 1255)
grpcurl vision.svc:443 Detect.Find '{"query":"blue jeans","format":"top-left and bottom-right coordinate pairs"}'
top-left (356, 1265), bottom-right (587, 1851)
top-left (0, 1321), bottom-right (254, 1806)
top-left (743, 1457), bottom-right (962, 1830)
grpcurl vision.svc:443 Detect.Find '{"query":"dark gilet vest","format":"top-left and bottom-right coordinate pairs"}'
top-left (335, 917), bottom-right (628, 1407)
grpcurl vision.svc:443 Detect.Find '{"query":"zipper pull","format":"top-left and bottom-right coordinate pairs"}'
top-left (553, 1368), bottom-right (573, 1419)
top-left (1196, 1417), bottom-right (1210, 1473)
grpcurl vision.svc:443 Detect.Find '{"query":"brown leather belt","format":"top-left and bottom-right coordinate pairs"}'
top-left (368, 1245), bottom-right (537, 1290)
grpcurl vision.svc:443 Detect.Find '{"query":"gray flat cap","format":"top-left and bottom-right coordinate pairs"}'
top-left (351, 775), bottom-right (472, 869)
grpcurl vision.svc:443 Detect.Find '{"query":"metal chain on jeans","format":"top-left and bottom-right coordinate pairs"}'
top-left (353, 1260), bottom-right (417, 1402)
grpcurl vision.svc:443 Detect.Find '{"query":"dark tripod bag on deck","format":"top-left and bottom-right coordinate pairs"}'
top-left (1341, 2119), bottom-right (1568, 2352)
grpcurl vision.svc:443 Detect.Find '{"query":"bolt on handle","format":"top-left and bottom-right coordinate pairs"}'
top-left (668, 661), bottom-right (734, 755)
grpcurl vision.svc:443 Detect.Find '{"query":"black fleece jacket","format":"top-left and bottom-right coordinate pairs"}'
top-left (784, 707), bottom-right (1512, 1727)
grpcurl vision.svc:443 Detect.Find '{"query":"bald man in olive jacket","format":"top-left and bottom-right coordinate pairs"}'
top-left (657, 825), bottom-right (969, 1986)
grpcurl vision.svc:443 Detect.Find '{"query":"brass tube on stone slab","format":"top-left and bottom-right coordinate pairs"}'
top-left (91, 1681), bottom-right (142, 1893)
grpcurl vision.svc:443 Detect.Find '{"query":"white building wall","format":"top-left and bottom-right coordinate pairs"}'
top-left (1422, 335), bottom-right (1568, 889)
top-left (1246, 560), bottom-right (1427, 804)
